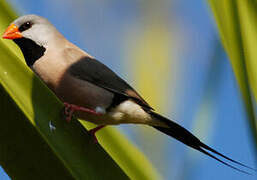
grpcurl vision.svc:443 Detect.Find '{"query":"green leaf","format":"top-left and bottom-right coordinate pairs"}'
top-left (0, 1), bottom-right (161, 179)
top-left (208, 0), bottom-right (257, 148)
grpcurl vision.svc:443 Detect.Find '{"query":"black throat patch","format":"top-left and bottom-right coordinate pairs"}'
top-left (13, 38), bottom-right (46, 66)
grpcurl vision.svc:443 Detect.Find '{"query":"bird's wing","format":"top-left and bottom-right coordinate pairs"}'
top-left (64, 48), bottom-right (153, 110)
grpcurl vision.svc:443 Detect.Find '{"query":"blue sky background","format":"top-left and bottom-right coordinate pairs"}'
top-left (1, 0), bottom-right (256, 179)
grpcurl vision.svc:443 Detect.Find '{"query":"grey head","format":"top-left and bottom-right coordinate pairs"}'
top-left (12, 14), bottom-right (61, 47)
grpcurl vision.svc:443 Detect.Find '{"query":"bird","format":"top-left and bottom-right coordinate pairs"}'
top-left (2, 14), bottom-right (255, 174)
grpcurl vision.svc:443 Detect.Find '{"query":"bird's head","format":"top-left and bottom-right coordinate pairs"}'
top-left (2, 15), bottom-right (64, 66)
top-left (2, 14), bottom-right (59, 47)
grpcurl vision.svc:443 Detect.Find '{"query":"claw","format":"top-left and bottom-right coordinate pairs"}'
top-left (63, 102), bottom-right (104, 123)
top-left (63, 103), bottom-right (106, 143)
top-left (63, 103), bottom-right (74, 123)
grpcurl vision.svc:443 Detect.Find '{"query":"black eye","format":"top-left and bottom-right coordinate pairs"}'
top-left (19, 22), bottom-right (32, 32)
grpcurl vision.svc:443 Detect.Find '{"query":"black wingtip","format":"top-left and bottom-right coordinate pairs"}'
top-left (199, 142), bottom-right (256, 172)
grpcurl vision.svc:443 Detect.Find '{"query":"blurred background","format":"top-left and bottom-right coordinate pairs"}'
top-left (0, 0), bottom-right (256, 179)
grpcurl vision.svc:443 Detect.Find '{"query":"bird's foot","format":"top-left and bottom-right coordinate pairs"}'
top-left (89, 125), bottom-right (106, 144)
top-left (63, 103), bottom-right (75, 122)
top-left (63, 102), bottom-right (103, 123)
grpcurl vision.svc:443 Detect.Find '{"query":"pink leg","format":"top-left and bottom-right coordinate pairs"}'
top-left (63, 102), bottom-right (103, 123)
top-left (89, 125), bottom-right (106, 144)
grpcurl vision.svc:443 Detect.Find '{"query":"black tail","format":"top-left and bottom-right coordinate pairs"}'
top-left (150, 112), bottom-right (256, 174)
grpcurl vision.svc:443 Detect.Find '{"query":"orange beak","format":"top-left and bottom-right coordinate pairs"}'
top-left (2, 24), bottom-right (23, 39)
